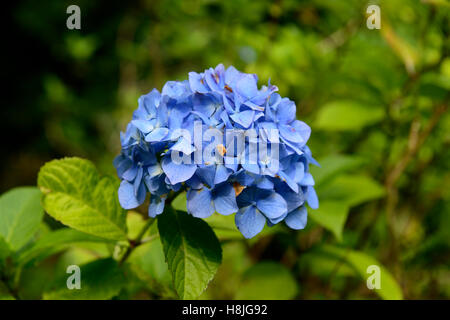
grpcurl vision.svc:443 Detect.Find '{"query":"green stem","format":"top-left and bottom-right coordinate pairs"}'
top-left (118, 190), bottom-right (181, 265)
top-left (119, 218), bottom-right (155, 265)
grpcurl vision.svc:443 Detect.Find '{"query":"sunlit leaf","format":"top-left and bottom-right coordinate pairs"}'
top-left (0, 187), bottom-right (44, 251)
top-left (37, 157), bottom-right (127, 240)
top-left (17, 228), bottom-right (113, 267)
top-left (158, 208), bottom-right (222, 299)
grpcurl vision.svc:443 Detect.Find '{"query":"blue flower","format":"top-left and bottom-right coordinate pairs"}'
top-left (114, 64), bottom-right (319, 239)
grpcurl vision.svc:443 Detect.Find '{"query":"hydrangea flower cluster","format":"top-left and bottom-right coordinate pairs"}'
top-left (114, 64), bottom-right (319, 238)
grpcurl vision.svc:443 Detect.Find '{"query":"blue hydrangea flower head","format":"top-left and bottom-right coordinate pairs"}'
top-left (115, 64), bottom-right (319, 238)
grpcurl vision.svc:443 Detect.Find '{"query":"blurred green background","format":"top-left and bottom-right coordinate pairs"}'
top-left (2, 0), bottom-right (449, 299)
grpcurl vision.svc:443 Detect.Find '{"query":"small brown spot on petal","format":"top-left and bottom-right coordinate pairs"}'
top-left (225, 84), bottom-right (233, 93)
top-left (216, 144), bottom-right (227, 156)
top-left (233, 182), bottom-right (245, 197)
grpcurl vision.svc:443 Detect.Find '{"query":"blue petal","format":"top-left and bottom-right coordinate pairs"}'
top-left (292, 120), bottom-right (311, 145)
top-left (278, 171), bottom-right (299, 193)
top-left (230, 110), bottom-right (255, 129)
top-left (133, 167), bottom-right (144, 195)
top-left (131, 120), bottom-right (154, 134)
top-left (196, 165), bottom-right (216, 187)
top-left (118, 180), bottom-right (145, 210)
top-left (186, 174), bottom-right (204, 189)
top-left (285, 206), bottom-right (308, 230)
top-left (256, 176), bottom-right (274, 190)
top-left (279, 124), bottom-right (305, 144)
top-left (268, 212), bottom-right (287, 225)
top-left (170, 136), bottom-right (196, 155)
top-left (275, 99), bottom-right (296, 124)
top-left (236, 187), bottom-right (257, 207)
top-left (256, 192), bottom-right (287, 219)
top-left (236, 74), bottom-right (258, 99)
top-left (235, 206), bottom-right (266, 239)
top-left (161, 156), bottom-right (197, 185)
top-left (279, 186), bottom-right (305, 212)
top-left (113, 155), bottom-right (132, 179)
top-left (300, 173), bottom-right (315, 186)
top-left (188, 72), bottom-right (209, 93)
top-left (122, 165), bottom-right (138, 181)
top-left (212, 183), bottom-right (238, 215)
top-left (306, 186), bottom-right (319, 209)
top-left (187, 188), bottom-right (214, 218)
top-left (145, 127), bottom-right (169, 142)
top-left (214, 164), bottom-right (231, 185)
top-left (148, 195), bottom-right (166, 218)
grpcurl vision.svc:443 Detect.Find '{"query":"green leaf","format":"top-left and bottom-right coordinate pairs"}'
top-left (314, 101), bottom-right (385, 131)
top-left (310, 154), bottom-right (362, 186)
top-left (17, 228), bottom-right (113, 266)
top-left (171, 192), bottom-right (187, 212)
top-left (158, 208), bottom-right (222, 299)
top-left (43, 258), bottom-right (125, 300)
top-left (236, 262), bottom-right (298, 299)
top-left (37, 157), bottom-right (127, 240)
top-left (309, 201), bottom-right (349, 242)
top-left (319, 174), bottom-right (385, 207)
top-left (127, 239), bottom-right (173, 294)
top-left (0, 236), bottom-right (10, 262)
top-left (0, 187), bottom-right (44, 251)
top-left (315, 245), bottom-right (403, 300)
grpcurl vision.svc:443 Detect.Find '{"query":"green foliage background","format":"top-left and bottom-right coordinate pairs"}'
top-left (1, 0), bottom-right (449, 299)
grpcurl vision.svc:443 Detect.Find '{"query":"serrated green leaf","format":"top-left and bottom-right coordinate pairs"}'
top-left (309, 201), bottom-right (349, 242)
top-left (17, 228), bottom-right (113, 266)
top-left (37, 157), bottom-right (127, 240)
top-left (43, 258), bottom-right (125, 300)
top-left (0, 187), bottom-right (44, 251)
top-left (315, 245), bottom-right (403, 300)
top-left (314, 101), bottom-right (385, 131)
top-left (158, 208), bottom-right (222, 299)
top-left (236, 262), bottom-right (298, 299)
